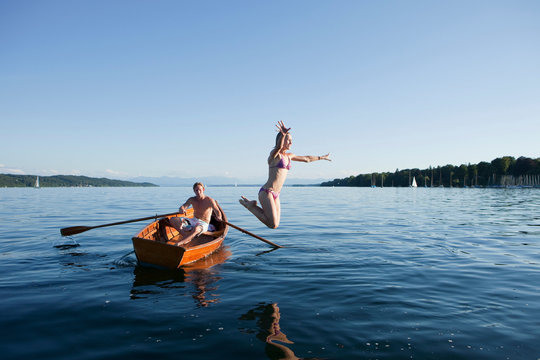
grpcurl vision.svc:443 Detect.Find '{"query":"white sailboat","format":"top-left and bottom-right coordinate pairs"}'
top-left (411, 176), bottom-right (417, 188)
top-left (35, 176), bottom-right (40, 188)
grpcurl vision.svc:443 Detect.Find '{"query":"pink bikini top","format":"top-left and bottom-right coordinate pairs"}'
top-left (270, 154), bottom-right (291, 170)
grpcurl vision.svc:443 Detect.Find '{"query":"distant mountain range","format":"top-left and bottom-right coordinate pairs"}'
top-left (129, 176), bottom-right (328, 187)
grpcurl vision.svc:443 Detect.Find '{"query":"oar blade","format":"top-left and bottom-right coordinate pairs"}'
top-left (60, 226), bottom-right (92, 237)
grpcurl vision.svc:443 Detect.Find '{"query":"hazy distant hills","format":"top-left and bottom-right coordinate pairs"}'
top-left (129, 176), bottom-right (248, 187)
top-left (0, 174), bottom-right (157, 187)
top-left (0, 173), bottom-right (329, 188)
top-left (129, 176), bottom-right (328, 187)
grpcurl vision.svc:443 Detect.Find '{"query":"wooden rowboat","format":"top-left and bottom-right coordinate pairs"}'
top-left (131, 206), bottom-right (228, 270)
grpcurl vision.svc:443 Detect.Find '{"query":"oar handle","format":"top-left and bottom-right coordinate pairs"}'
top-left (225, 221), bottom-right (283, 248)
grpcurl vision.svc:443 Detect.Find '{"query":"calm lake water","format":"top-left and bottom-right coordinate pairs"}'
top-left (1, 186), bottom-right (539, 359)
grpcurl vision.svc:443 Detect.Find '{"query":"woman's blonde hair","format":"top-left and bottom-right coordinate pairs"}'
top-left (275, 131), bottom-right (290, 149)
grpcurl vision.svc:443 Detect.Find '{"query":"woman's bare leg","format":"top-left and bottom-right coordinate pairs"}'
top-left (239, 192), bottom-right (280, 228)
top-left (258, 191), bottom-right (280, 228)
top-left (275, 196), bottom-right (281, 226)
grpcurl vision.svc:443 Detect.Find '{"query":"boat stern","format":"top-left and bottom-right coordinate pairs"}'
top-left (132, 237), bottom-right (186, 270)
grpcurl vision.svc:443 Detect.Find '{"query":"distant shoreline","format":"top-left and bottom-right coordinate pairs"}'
top-left (322, 156), bottom-right (539, 188)
top-left (0, 174), bottom-right (327, 188)
top-left (0, 174), bottom-right (157, 188)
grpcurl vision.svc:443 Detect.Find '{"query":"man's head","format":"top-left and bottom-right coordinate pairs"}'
top-left (193, 182), bottom-right (205, 199)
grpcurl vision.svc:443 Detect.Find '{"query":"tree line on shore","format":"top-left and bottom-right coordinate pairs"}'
top-left (321, 156), bottom-right (540, 188)
top-left (0, 174), bottom-right (157, 187)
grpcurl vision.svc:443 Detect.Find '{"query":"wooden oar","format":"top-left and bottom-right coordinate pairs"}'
top-left (60, 212), bottom-right (182, 237)
top-left (225, 221), bottom-right (283, 248)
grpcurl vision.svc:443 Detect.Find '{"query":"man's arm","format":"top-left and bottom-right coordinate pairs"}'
top-left (211, 199), bottom-right (223, 222)
top-left (179, 198), bottom-right (193, 213)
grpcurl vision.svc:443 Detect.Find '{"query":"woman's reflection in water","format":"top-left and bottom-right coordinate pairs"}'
top-left (131, 246), bottom-right (231, 307)
top-left (240, 303), bottom-right (321, 360)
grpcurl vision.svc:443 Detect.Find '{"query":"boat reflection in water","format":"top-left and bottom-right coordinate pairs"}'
top-left (241, 303), bottom-right (312, 360)
top-left (130, 246), bottom-right (231, 307)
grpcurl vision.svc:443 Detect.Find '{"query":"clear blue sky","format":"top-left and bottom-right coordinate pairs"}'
top-left (1, 0), bottom-right (539, 182)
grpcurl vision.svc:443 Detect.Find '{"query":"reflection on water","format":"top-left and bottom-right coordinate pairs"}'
top-left (256, 247), bottom-right (282, 257)
top-left (51, 235), bottom-right (80, 249)
top-left (131, 266), bottom-right (186, 298)
top-left (54, 243), bottom-right (80, 250)
top-left (240, 303), bottom-right (322, 360)
top-left (57, 248), bottom-right (108, 270)
top-left (130, 246), bottom-right (231, 307)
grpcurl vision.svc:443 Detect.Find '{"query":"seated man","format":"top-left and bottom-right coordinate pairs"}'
top-left (161, 182), bottom-right (223, 246)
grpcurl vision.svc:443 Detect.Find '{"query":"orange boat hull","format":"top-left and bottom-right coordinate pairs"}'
top-left (131, 207), bottom-right (228, 270)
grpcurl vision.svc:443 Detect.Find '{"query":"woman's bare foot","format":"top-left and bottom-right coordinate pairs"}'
top-left (239, 196), bottom-right (257, 209)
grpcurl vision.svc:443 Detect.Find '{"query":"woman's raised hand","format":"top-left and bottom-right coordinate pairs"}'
top-left (276, 120), bottom-right (290, 135)
top-left (320, 153), bottom-right (332, 161)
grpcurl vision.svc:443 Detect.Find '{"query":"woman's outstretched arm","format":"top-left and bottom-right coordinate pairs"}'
top-left (290, 153), bottom-right (331, 163)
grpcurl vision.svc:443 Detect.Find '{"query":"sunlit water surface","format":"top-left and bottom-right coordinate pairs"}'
top-left (1, 187), bottom-right (539, 359)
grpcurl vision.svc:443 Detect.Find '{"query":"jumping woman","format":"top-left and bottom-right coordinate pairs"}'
top-left (239, 121), bottom-right (331, 228)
